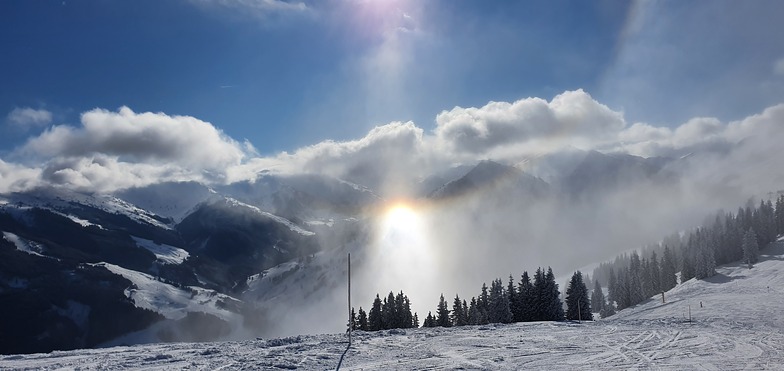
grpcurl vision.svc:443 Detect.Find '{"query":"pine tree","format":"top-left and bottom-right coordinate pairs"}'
top-left (660, 246), bottom-right (677, 291)
top-left (776, 195), bottom-right (784, 236)
top-left (451, 294), bottom-right (466, 326)
top-left (468, 297), bottom-right (479, 325)
top-left (517, 271), bottom-right (535, 322)
top-left (413, 312), bottom-right (419, 328)
top-left (350, 307), bottom-right (357, 330)
top-left (507, 275), bottom-right (519, 322)
top-left (357, 307), bottom-right (368, 331)
top-left (436, 294), bottom-right (451, 327)
top-left (615, 269), bottom-right (629, 310)
top-left (590, 279), bottom-right (605, 315)
top-left (681, 245), bottom-right (695, 282)
top-left (544, 267), bottom-right (565, 321)
top-left (607, 268), bottom-right (617, 309)
top-left (565, 271), bottom-right (592, 321)
top-left (743, 228), bottom-right (759, 268)
top-left (401, 293), bottom-right (413, 328)
top-left (369, 294), bottom-right (383, 331)
top-left (477, 283), bottom-right (490, 325)
top-left (628, 251), bottom-right (644, 305)
top-left (532, 268), bottom-right (547, 320)
top-left (649, 251), bottom-right (661, 296)
top-left (423, 311), bottom-right (436, 327)
top-left (382, 292), bottom-right (396, 329)
top-left (489, 278), bottom-right (512, 324)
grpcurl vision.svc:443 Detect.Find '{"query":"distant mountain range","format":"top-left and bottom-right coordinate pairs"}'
top-left (0, 149), bottom-right (682, 354)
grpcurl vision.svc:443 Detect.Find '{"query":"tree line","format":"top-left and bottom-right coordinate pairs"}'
top-left (593, 195), bottom-right (784, 313)
top-left (419, 267), bottom-right (593, 327)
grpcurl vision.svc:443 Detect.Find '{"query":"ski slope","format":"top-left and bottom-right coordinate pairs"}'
top-left (3, 240), bottom-right (784, 370)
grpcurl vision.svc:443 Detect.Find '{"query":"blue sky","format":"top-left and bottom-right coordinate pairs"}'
top-left (1, 0), bottom-right (784, 194)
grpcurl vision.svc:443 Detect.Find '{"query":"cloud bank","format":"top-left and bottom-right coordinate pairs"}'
top-left (1, 89), bottom-right (782, 199)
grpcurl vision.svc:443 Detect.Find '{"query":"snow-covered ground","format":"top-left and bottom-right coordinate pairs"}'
top-left (96, 263), bottom-right (239, 322)
top-left (132, 236), bottom-right (189, 265)
top-left (4, 241), bottom-right (784, 370)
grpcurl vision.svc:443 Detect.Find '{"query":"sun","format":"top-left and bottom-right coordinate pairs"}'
top-left (385, 204), bottom-right (418, 233)
top-left (378, 202), bottom-right (426, 255)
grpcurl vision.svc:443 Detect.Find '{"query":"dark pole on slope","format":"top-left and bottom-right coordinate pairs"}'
top-left (348, 253), bottom-right (352, 345)
top-left (336, 253), bottom-right (351, 371)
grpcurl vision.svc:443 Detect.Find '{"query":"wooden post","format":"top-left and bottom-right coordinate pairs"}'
top-left (661, 291), bottom-right (665, 303)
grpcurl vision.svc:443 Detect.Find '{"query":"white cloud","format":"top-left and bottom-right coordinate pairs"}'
top-left (21, 106), bottom-right (247, 172)
top-left (267, 121), bottom-right (430, 195)
top-left (6, 107), bottom-right (52, 130)
top-left (0, 159), bottom-right (41, 192)
top-left (434, 89), bottom-right (625, 155)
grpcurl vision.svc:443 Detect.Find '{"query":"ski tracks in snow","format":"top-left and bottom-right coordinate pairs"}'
top-left (3, 321), bottom-right (784, 370)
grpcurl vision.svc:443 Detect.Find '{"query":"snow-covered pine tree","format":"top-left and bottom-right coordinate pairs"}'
top-left (743, 228), bottom-right (759, 268)
top-left (590, 279), bottom-right (605, 315)
top-left (436, 294), bottom-right (451, 327)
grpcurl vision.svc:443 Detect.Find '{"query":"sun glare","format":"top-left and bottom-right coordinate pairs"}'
top-left (386, 204), bottom-right (418, 233)
top-left (364, 200), bottom-right (439, 318)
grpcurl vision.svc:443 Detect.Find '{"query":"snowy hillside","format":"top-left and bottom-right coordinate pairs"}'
top-left (4, 239), bottom-right (784, 369)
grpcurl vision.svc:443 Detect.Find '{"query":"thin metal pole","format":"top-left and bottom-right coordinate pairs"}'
top-left (348, 254), bottom-right (351, 343)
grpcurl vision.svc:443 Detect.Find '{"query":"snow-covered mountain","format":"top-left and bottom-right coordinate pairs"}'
top-left (429, 160), bottom-right (549, 201)
top-left (4, 238), bottom-right (783, 369)
top-left (558, 150), bottom-right (673, 198)
top-left (0, 179), bottom-right (368, 354)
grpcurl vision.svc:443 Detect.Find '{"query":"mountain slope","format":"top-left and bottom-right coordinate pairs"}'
top-left (429, 160), bottom-right (549, 200)
top-left (5, 239), bottom-right (784, 369)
